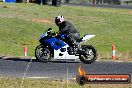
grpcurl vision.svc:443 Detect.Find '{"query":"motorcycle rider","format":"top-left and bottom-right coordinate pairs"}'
top-left (55, 15), bottom-right (82, 51)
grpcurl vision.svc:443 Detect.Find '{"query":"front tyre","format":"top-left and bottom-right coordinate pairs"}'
top-left (35, 44), bottom-right (53, 62)
top-left (79, 45), bottom-right (97, 64)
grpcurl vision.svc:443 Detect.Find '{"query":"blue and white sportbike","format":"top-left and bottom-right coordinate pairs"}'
top-left (35, 28), bottom-right (97, 64)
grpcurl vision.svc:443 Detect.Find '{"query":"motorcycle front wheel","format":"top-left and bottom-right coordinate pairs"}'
top-left (35, 44), bottom-right (53, 62)
top-left (79, 45), bottom-right (97, 64)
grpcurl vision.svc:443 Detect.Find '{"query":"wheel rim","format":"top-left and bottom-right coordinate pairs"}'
top-left (42, 48), bottom-right (50, 60)
top-left (36, 45), bottom-right (51, 61)
top-left (83, 49), bottom-right (94, 61)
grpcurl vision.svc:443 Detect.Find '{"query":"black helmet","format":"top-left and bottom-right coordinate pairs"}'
top-left (55, 15), bottom-right (64, 25)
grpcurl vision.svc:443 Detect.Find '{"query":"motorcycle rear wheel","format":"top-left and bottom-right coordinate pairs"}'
top-left (35, 44), bottom-right (53, 62)
top-left (79, 45), bottom-right (97, 64)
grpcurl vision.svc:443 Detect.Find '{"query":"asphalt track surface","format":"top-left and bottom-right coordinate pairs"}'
top-left (0, 57), bottom-right (132, 79)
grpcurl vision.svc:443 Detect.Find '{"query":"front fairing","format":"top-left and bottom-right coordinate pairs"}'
top-left (39, 32), bottom-right (48, 40)
top-left (39, 28), bottom-right (52, 40)
top-left (39, 32), bottom-right (52, 44)
top-left (39, 28), bottom-right (68, 47)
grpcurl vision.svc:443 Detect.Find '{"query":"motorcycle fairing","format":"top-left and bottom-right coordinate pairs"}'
top-left (44, 38), bottom-right (78, 59)
top-left (39, 32), bottom-right (48, 40)
top-left (44, 38), bottom-right (67, 50)
top-left (53, 45), bottom-right (79, 60)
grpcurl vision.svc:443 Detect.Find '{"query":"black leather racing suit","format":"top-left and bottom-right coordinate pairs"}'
top-left (57, 21), bottom-right (81, 47)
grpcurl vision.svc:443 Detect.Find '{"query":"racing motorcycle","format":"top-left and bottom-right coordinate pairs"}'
top-left (35, 28), bottom-right (97, 64)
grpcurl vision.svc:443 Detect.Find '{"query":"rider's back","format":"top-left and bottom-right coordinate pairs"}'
top-left (58, 21), bottom-right (80, 40)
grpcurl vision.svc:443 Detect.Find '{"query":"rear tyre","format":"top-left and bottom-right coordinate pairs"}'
top-left (35, 44), bottom-right (53, 62)
top-left (79, 45), bottom-right (97, 64)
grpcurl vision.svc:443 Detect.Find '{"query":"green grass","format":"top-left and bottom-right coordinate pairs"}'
top-left (0, 3), bottom-right (132, 59)
top-left (0, 77), bottom-right (132, 88)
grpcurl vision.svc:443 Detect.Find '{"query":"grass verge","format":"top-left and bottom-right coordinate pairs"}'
top-left (0, 77), bottom-right (132, 88)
